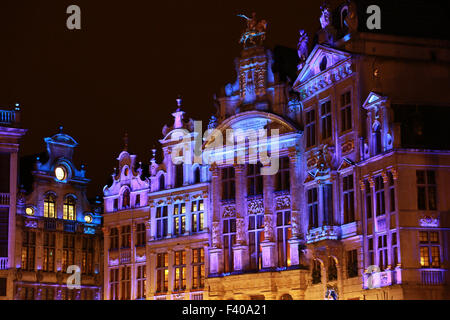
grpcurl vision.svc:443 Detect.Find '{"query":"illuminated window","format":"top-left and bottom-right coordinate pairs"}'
top-left (416, 170), bottom-right (437, 211)
top-left (21, 231), bottom-right (35, 271)
top-left (43, 232), bottom-right (55, 272)
top-left (109, 268), bottom-right (119, 300)
top-left (388, 172), bottom-right (396, 212)
top-left (44, 194), bottom-right (56, 218)
top-left (156, 253), bottom-right (168, 293)
top-left (419, 231), bottom-right (440, 268)
top-left (305, 108), bottom-right (316, 148)
top-left (321, 100), bottom-right (332, 140)
top-left (192, 248), bottom-right (205, 289)
top-left (63, 196), bottom-right (76, 220)
top-left (340, 91), bottom-right (352, 132)
top-left (391, 232), bottom-right (399, 268)
top-left (191, 199), bottom-right (204, 233)
top-left (343, 174), bottom-right (355, 224)
top-left (82, 236), bottom-right (94, 275)
top-left (121, 225), bottom-right (131, 248)
top-left (221, 167), bottom-right (235, 201)
top-left (173, 250), bottom-right (186, 292)
top-left (136, 265), bottom-right (146, 299)
top-left (173, 202), bottom-right (186, 236)
top-left (307, 187), bottom-right (319, 229)
top-left (223, 217), bottom-right (236, 273)
top-left (62, 234), bottom-right (75, 272)
top-left (249, 211), bottom-right (264, 270)
top-left (276, 210), bottom-right (291, 267)
top-left (136, 223), bottom-right (146, 246)
top-left (247, 163), bottom-right (263, 196)
top-left (156, 206), bottom-right (168, 239)
top-left (120, 266), bottom-right (131, 300)
top-left (110, 227), bottom-right (119, 250)
top-left (378, 234), bottom-right (388, 271)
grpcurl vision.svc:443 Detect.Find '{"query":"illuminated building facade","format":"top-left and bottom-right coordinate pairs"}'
top-left (102, 2), bottom-right (450, 300)
top-left (0, 106), bottom-right (26, 299)
top-left (3, 127), bottom-right (103, 300)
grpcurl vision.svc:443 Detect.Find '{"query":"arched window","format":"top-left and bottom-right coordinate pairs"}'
top-left (328, 257), bottom-right (338, 281)
top-left (44, 194), bottom-right (56, 218)
top-left (280, 294), bottom-right (293, 300)
top-left (122, 189), bottom-right (130, 209)
top-left (312, 259), bottom-right (322, 284)
top-left (63, 196), bottom-right (76, 220)
top-left (193, 166), bottom-right (201, 184)
top-left (159, 174), bottom-right (165, 191)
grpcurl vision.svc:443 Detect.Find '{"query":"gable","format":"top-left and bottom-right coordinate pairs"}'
top-left (295, 44), bottom-right (352, 85)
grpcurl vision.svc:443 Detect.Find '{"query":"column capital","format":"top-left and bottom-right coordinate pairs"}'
top-left (359, 180), bottom-right (366, 191)
top-left (367, 176), bottom-right (375, 188)
top-left (381, 171), bottom-right (389, 184)
top-left (234, 164), bottom-right (245, 173)
top-left (391, 167), bottom-right (399, 180)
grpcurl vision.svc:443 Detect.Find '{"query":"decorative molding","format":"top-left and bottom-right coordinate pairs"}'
top-left (275, 195), bottom-right (291, 211)
top-left (247, 198), bottom-right (264, 215)
top-left (222, 206), bottom-right (236, 218)
top-left (341, 140), bottom-right (354, 155)
top-left (419, 216), bottom-right (439, 228)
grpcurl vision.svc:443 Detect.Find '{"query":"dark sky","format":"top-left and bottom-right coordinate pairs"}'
top-left (0, 0), bottom-right (327, 198)
top-left (1, 1), bottom-right (447, 198)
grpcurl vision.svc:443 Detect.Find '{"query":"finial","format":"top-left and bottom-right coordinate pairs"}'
top-left (123, 132), bottom-right (128, 151)
top-left (176, 95), bottom-right (182, 110)
top-left (59, 126), bottom-right (63, 133)
top-left (151, 148), bottom-right (156, 159)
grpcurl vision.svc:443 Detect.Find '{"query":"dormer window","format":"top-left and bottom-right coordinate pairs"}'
top-left (122, 189), bottom-right (130, 209)
top-left (193, 166), bottom-right (201, 184)
top-left (319, 56), bottom-right (328, 71)
top-left (159, 174), bottom-right (165, 191)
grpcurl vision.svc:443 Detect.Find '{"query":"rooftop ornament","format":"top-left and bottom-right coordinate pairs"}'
top-left (237, 12), bottom-right (267, 48)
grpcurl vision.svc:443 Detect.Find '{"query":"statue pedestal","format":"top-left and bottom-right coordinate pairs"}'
top-left (233, 245), bottom-right (248, 271)
top-left (288, 238), bottom-right (305, 267)
top-left (261, 241), bottom-right (276, 269)
top-left (209, 247), bottom-right (222, 274)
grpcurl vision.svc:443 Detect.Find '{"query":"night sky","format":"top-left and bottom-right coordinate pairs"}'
top-left (0, 0), bottom-right (447, 198)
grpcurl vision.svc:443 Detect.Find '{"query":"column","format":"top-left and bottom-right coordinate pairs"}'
top-left (130, 223), bottom-right (137, 300)
top-left (233, 164), bottom-right (247, 271)
top-left (148, 251), bottom-right (156, 299)
top-left (102, 227), bottom-right (110, 300)
top-left (149, 201), bottom-right (156, 240)
top-left (184, 195), bottom-right (191, 235)
top-left (8, 151), bottom-right (18, 269)
top-left (185, 247), bottom-right (192, 299)
top-left (167, 249), bottom-right (174, 298)
top-left (209, 164), bottom-right (222, 274)
top-left (261, 164), bottom-right (276, 269)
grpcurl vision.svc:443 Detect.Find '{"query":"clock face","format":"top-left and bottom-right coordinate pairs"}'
top-left (84, 215), bottom-right (93, 223)
top-left (26, 207), bottom-right (34, 216)
top-left (55, 166), bottom-right (67, 181)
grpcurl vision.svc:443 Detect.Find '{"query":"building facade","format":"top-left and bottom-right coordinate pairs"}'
top-left (102, 2), bottom-right (450, 300)
top-left (0, 106), bottom-right (26, 299)
top-left (3, 127), bottom-right (103, 300)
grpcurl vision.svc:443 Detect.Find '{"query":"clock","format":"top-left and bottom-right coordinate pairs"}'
top-left (55, 166), bottom-right (67, 181)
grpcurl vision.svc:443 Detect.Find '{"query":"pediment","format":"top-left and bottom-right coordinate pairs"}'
top-left (295, 44), bottom-right (352, 85)
top-left (362, 91), bottom-right (388, 110)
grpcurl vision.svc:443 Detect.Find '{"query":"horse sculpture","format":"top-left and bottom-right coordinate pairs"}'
top-left (238, 13), bottom-right (267, 47)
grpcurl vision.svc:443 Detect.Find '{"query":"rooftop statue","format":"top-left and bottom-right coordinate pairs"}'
top-left (297, 29), bottom-right (309, 70)
top-left (344, 0), bottom-right (358, 33)
top-left (237, 12), bottom-right (267, 47)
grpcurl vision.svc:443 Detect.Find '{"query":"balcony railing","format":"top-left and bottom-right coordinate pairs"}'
top-left (421, 269), bottom-right (446, 285)
top-left (0, 257), bottom-right (8, 270)
top-left (44, 218), bottom-right (57, 230)
top-left (0, 109), bottom-right (19, 125)
top-left (0, 193), bottom-right (10, 206)
top-left (120, 249), bottom-right (131, 264)
top-left (64, 221), bottom-right (76, 232)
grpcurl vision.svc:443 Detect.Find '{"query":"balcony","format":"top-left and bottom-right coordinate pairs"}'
top-left (44, 219), bottom-right (57, 230)
top-left (0, 193), bottom-right (10, 206)
top-left (306, 225), bottom-right (341, 244)
top-left (421, 269), bottom-right (446, 285)
top-left (363, 267), bottom-right (402, 289)
top-left (0, 108), bottom-right (20, 126)
top-left (120, 249), bottom-right (131, 264)
top-left (0, 257), bottom-right (8, 270)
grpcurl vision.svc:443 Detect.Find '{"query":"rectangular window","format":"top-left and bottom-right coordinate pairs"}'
top-left (136, 265), bottom-right (146, 299)
top-left (191, 199), bottom-right (204, 233)
top-left (321, 100), bottom-right (332, 140)
top-left (275, 157), bottom-right (290, 192)
top-left (109, 268), bottom-right (119, 300)
top-left (221, 167), bottom-right (236, 200)
top-left (136, 223), bottom-right (146, 246)
top-left (173, 203), bottom-right (186, 236)
top-left (135, 194), bottom-right (141, 208)
top-left (192, 248), bottom-right (205, 289)
top-left (276, 210), bottom-right (291, 267)
top-left (416, 170), bottom-right (437, 211)
top-left (392, 232), bottom-right (399, 268)
top-left (305, 109), bottom-right (316, 148)
top-left (343, 175), bottom-right (355, 224)
top-left (368, 238), bottom-right (374, 266)
top-left (378, 234), bottom-right (388, 271)
top-left (340, 91), bottom-right (352, 132)
top-left (247, 163), bottom-right (263, 196)
top-left (81, 236), bottom-right (94, 275)
top-left (110, 227), bottom-right (119, 250)
top-left (156, 253), bottom-right (168, 293)
top-left (346, 249), bottom-right (358, 278)
top-left (0, 278), bottom-right (6, 296)
top-left (365, 181), bottom-right (372, 219)
top-left (173, 250), bottom-right (186, 291)
top-left (308, 188), bottom-right (319, 229)
top-left (375, 176), bottom-right (385, 216)
top-left (388, 172), bottom-right (396, 212)
top-left (419, 231), bottom-right (440, 268)
top-left (249, 212), bottom-right (264, 270)
top-left (121, 225), bottom-right (131, 248)
top-left (156, 206), bottom-right (168, 239)
top-left (120, 266), bottom-right (131, 300)
top-left (43, 232), bottom-right (55, 272)
top-left (322, 184), bottom-right (333, 226)
top-left (62, 234), bottom-right (75, 272)
top-left (223, 218), bottom-right (236, 273)
top-left (21, 231), bottom-right (36, 271)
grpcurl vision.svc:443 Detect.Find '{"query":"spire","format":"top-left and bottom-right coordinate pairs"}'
top-left (59, 126), bottom-right (64, 133)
